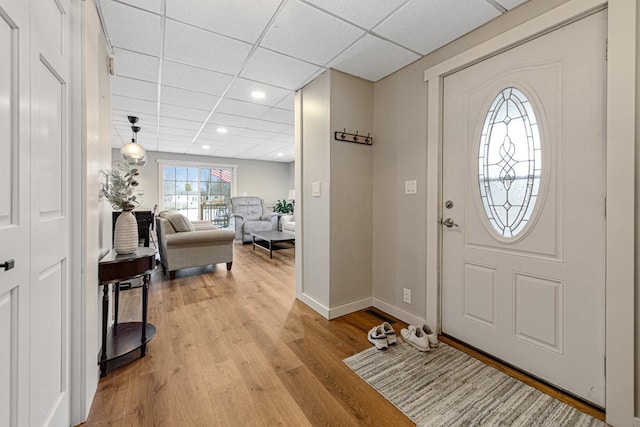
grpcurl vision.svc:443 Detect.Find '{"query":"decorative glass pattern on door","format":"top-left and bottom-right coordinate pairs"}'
top-left (478, 87), bottom-right (541, 238)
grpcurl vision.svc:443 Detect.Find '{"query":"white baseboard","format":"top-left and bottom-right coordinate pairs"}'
top-left (373, 298), bottom-right (426, 326)
top-left (297, 293), bottom-right (330, 319)
top-left (633, 416), bottom-right (640, 427)
top-left (328, 297), bottom-right (373, 320)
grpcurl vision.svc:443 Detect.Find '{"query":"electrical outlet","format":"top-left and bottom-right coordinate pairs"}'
top-left (403, 288), bottom-right (411, 304)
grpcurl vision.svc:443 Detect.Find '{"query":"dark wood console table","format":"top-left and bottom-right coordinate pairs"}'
top-left (98, 247), bottom-right (157, 377)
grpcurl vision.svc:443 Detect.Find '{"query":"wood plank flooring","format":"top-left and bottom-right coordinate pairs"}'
top-left (84, 244), bottom-right (413, 426)
top-left (84, 243), bottom-right (604, 426)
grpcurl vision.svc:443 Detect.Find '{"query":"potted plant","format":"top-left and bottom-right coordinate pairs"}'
top-left (101, 162), bottom-right (143, 254)
top-left (273, 199), bottom-right (293, 215)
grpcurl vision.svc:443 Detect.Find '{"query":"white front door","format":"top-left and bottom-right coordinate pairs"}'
top-left (442, 11), bottom-right (606, 406)
top-left (0, 0), bottom-right (72, 425)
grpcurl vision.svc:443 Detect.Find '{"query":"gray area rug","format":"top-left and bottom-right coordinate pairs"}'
top-left (344, 342), bottom-right (606, 427)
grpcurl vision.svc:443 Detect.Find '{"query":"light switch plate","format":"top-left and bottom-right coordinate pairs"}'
top-left (403, 288), bottom-right (411, 304)
top-left (405, 180), bottom-right (417, 195)
top-left (312, 182), bottom-right (321, 197)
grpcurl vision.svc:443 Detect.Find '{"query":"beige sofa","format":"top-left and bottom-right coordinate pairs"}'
top-left (156, 211), bottom-right (235, 279)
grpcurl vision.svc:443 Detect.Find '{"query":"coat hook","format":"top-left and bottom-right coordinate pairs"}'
top-left (341, 128), bottom-right (346, 139)
top-left (353, 130), bottom-right (359, 142)
top-left (365, 133), bottom-right (371, 144)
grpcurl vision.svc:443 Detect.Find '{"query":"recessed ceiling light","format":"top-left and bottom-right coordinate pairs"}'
top-left (202, 145), bottom-right (210, 149)
top-left (251, 91), bottom-right (265, 99)
top-left (216, 127), bottom-right (228, 134)
top-left (277, 152), bottom-right (284, 157)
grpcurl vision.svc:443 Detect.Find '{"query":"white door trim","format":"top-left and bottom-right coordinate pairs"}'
top-left (423, 0), bottom-right (635, 425)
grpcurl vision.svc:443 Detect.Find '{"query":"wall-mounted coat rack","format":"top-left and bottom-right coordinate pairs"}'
top-left (334, 129), bottom-right (373, 145)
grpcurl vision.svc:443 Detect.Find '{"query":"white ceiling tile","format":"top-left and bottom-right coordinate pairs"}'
top-left (166, 0), bottom-right (281, 44)
top-left (158, 126), bottom-right (197, 137)
top-left (100, 0), bottom-right (163, 56)
top-left (161, 86), bottom-right (219, 111)
top-left (112, 76), bottom-right (158, 102)
top-left (240, 48), bottom-right (321, 90)
top-left (164, 20), bottom-right (252, 74)
top-left (282, 126), bottom-right (295, 135)
top-left (260, 108), bottom-right (294, 125)
top-left (217, 98), bottom-right (270, 119)
top-left (213, 142), bottom-right (258, 155)
top-left (159, 117), bottom-right (204, 130)
top-left (225, 78), bottom-right (292, 106)
top-left (274, 93), bottom-right (295, 111)
top-left (157, 142), bottom-right (189, 153)
top-left (113, 48), bottom-right (160, 83)
top-left (495, 0), bottom-right (529, 9)
top-left (201, 123), bottom-right (245, 136)
top-left (237, 129), bottom-right (279, 140)
top-left (329, 34), bottom-right (419, 81)
top-left (160, 104), bottom-right (210, 122)
top-left (111, 95), bottom-right (158, 115)
top-left (157, 135), bottom-right (193, 144)
top-left (208, 113), bottom-right (253, 128)
top-left (112, 111), bottom-right (158, 127)
top-left (200, 134), bottom-right (259, 145)
top-left (116, 0), bottom-right (163, 14)
top-left (243, 118), bottom-right (291, 133)
top-left (269, 133), bottom-right (294, 144)
top-left (374, 0), bottom-right (500, 55)
top-left (162, 61), bottom-right (234, 95)
top-left (304, 0), bottom-right (408, 29)
top-left (261, 0), bottom-right (365, 65)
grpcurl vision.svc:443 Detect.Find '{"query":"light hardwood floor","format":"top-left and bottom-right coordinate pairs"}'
top-left (84, 243), bottom-right (604, 426)
top-left (85, 244), bottom-right (413, 426)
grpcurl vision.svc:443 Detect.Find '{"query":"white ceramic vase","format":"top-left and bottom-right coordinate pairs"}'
top-left (114, 210), bottom-right (139, 254)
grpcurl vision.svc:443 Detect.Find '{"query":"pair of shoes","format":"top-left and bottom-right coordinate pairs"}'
top-left (400, 324), bottom-right (440, 351)
top-left (367, 322), bottom-right (397, 350)
top-left (400, 324), bottom-right (439, 352)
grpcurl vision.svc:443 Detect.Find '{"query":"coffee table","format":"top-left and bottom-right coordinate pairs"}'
top-left (251, 230), bottom-right (295, 259)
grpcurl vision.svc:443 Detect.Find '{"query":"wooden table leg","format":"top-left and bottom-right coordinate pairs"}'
top-left (114, 282), bottom-right (120, 332)
top-left (100, 283), bottom-right (109, 377)
top-left (141, 273), bottom-right (150, 357)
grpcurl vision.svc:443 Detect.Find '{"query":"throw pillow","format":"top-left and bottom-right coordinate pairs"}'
top-left (159, 210), bottom-right (195, 232)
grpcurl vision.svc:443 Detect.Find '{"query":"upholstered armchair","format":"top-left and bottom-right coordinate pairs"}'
top-left (280, 214), bottom-right (295, 235)
top-left (227, 196), bottom-right (278, 242)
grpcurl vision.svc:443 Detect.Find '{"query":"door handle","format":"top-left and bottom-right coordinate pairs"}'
top-left (2, 259), bottom-right (14, 271)
top-left (441, 218), bottom-right (459, 228)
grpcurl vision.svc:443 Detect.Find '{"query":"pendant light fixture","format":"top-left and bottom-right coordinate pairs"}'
top-left (121, 115), bottom-right (147, 166)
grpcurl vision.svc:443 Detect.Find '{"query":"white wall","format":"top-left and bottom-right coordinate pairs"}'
top-left (110, 149), bottom-right (292, 209)
top-left (75, 0), bottom-right (113, 422)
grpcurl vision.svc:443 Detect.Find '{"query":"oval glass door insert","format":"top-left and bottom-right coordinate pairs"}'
top-left (478, 87), bottom-right (541, 238)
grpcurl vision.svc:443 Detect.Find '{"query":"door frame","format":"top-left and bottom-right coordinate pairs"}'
top-left (423, 0), bottom-right (635, 425)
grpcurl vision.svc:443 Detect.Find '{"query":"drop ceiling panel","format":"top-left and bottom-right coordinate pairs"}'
top-left (201, 124), bottom-right (245, 137)
top-left (269, 133), bottom-right (295, 144)
top-left (260, 108), bottom-right (294, 125)
top-left (160, 104), bottom-right (211, 122)
top-left (217, 98), bottom-right (270, 119)
top-left (274, 93), bottom-right (295, 111)
top-left (240, 48), bottom-right (321, 90)
top-left (164, 19), bottom-right (252, 74)
top-left (157, 142), bottom-right (191, 153)
top-left (242, 118), bottom-right (291, 133)
top-left (225, 78), bottom-right (291, 106)
top-left (166, 0), bottom-right (282, 44)
top-left (159, 117), bottom-right (203, 130)
top-left (111, 95), bottom-right (158, 115)
top-left (374, 0), bottom-right (500, 55)
top-left (237, 129), bottom-right (279, 140)
top-left (304, 0), bottom-right (408, 29)
top-left (213, 143), bottom-right (258, 157)
top-left (100, 0), bottom-right (163, 56)
top-left (329, 34), bottom-right (419, 81)
top-left (112, 112), bottom-right (158, 128)
top-left (112, 76), bottom-right (158, 102)
top-left (158, 126), bottom-right (197, 137)
top-left (261, 0), bottom-right (365, 65)
top-left (113, 48), bottom-right (160, 83)
top-left (208, 113), bottom-right (253, 129)
top-left (117, 0), bottom-right (163, 14)
top-left (495, 0), bottom-right (529, 9)
top-left (162, 61), bottom-right (234, 95)
top-left (161, 86), bottom-right (220, 111)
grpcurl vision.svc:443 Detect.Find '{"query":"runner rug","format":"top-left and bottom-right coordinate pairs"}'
top-left (343, 342), bottom-right (605, 427)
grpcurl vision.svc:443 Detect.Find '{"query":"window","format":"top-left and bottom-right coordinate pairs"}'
top-left (160, 161), bottom-right (236, 222)
top-left (478, 87), bottom-right (542, 238)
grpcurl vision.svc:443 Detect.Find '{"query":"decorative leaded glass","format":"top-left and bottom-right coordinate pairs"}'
top-left (478, 87), bottom-right (541, 238)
